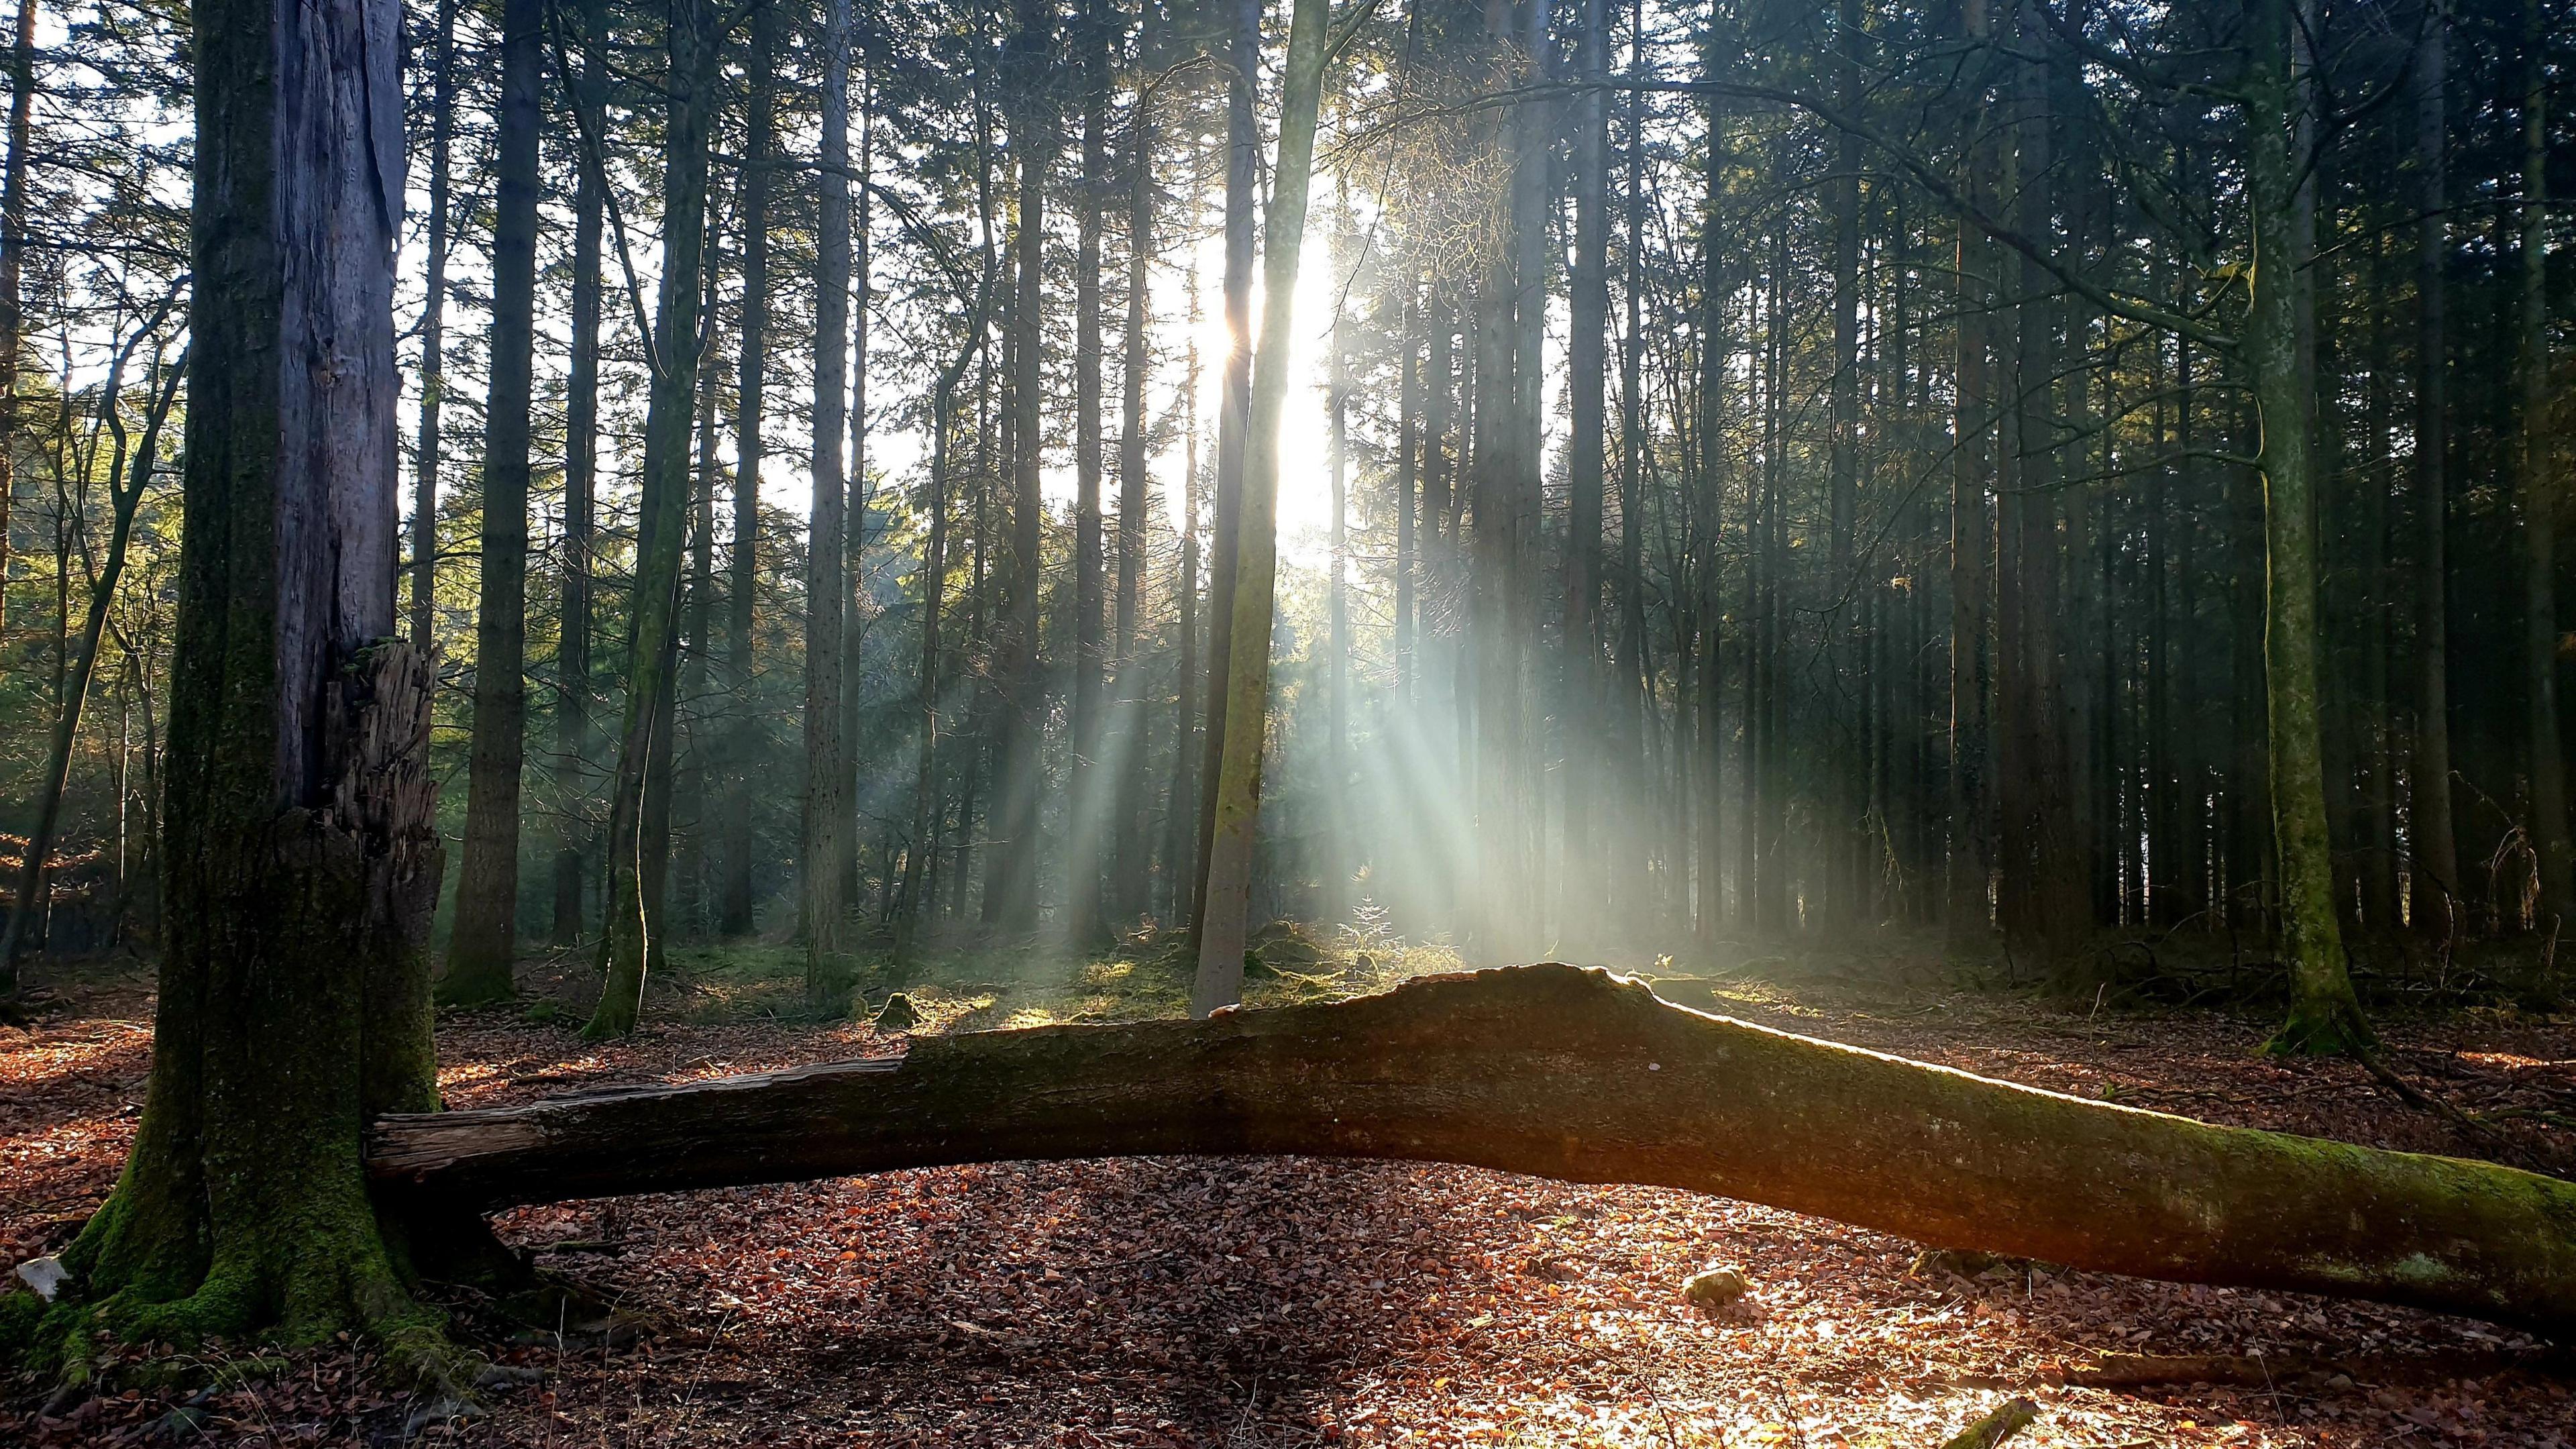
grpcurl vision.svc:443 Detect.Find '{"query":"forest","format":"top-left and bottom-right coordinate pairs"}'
top-left (9, 0), bottom-right (2576, 1440)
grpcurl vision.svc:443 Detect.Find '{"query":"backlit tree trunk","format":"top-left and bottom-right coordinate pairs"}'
top-left (1189, 0), bottom-right (1331, 1017)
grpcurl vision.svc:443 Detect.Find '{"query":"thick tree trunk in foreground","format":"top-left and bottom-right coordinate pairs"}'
top-left (12, 0), bottom-right (455, 1372)
top-left (374, 963), bottom-right (2576, 1336)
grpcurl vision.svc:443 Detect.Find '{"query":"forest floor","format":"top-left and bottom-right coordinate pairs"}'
top-left (7, 932), bottom-right (2576, 1446)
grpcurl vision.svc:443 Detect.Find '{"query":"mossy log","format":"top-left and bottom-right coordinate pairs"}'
top-left (367, 964), bottom-right (2576, 1333)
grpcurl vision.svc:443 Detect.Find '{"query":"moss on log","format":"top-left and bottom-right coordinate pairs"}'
top-left (367, 964), bottom-right (2576, 1334)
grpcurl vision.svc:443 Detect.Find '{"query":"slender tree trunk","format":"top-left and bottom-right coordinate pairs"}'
top-left (552, 0), bottom-right (607, 947)
top-left (1190, 0), bottom-right (1332, 1017)
top-left (1326, 239), bottom-right (1348, 928)
top-left (2249, 0), bottom-right (2368, 1054)
top-left (441, 0), bottom-right (544, 1006)
top-left (409, 0), bottom-right (458, 653)
top-left (586, 0), bottom-right (714, 1040)
top-left (2412, 9), bottom-right (2459, 938)
top-left (48, 0), bottom-right (452, 1357)
top-left (1946, 0), bottom-right (1996, 950)
top-left (0, 0), bottom-right (36, 622)
top-left (1111, 3), bottom-right (1157, 929)
top-left (1825, 0), bottom-right (1862, 931)
top-left (720, 0), bottom-right (777, 939)
top-left (841, 98), bottom-right (873, 915)
top-left (1164, 264), bottom-right (1203, 922)
top-left (1563, 0), bottom-right (1609, 938)
top-left (804, 0), bottom-right (853, 997)
top-left (1614, 0), bottom-right (1648, 934)
top-left (1191, 0), bottom-right (1260, 938)
top-left (989, 0), bottom-right (1053, 936)
top-left (1070, 0), bottom-right (1110, 947)
top-left (2520, 0), bottom-right (2573, 928)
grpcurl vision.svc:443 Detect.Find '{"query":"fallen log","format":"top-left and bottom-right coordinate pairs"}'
top-left (367, 963), bottom-right (2576, 1334)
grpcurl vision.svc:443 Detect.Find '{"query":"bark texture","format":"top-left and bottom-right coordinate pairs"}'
top-left (374, 963), bottom-right (2576, 1336)
top-left (22, 0), bottom-right (452, 1371)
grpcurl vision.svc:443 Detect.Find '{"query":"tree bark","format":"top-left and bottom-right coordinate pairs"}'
top-left (721, 0), bottom-right (777, 940)
top-left (1111, 4), bottom-right (1157, 929)
top-left (1945, 0), bottom-right (1997, 951)
top-left (374, 963), bottom-right (2576, 1337)
top-left (1190, 0), bottom-right (1332, 1017)
top-left (987, 0), bottom-right (1055, 935)
top-left (1070, 0), bottom-right (1110, 948)
top-left (35, 0), bottom-right (453, 1366)
top-left (1563, 0), bottom-right (1608, 935)
top-left (410, 0), bottom-right (457, 655)
top-left (552, 0), bottom-right (608, 947)
top-left (2247, 0), bottom-right (2367, 1054)
top-left (1191, 0), bottom-right (1260, 939)
top-left (0, 0), bottom-right (34, 623)
top-left (441, 0), bottom-right (544, 1006)
top-left (804, 0), bottom-right (853, 993)
top-left (2520, 0), bottom-right (2573, 928)
top-left (2410, 9), bottom-right (2458, 938)
top-left (587, 0), bottom-right (714, 1040)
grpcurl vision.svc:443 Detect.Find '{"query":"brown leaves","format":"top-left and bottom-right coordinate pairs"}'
top-left (9, 976), bottom-right (2576, 1444)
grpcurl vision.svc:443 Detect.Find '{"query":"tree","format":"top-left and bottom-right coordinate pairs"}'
top-left (411, 0), bottom-right (457, 654)
top-left (1189, 0), bottom-right (1333, 1018)
top-left (805, 0), bottom-right (855, 997)
top-left (724, 0), bottom-right (780, 941)
top-left (441, 0), bottom-right (545, 1007)
top-left (0, 0), bottom-right (35, 616)
top-left (2517, 0), bottom-right (2572, 927)
top-left (588, 0), bottom-right (718, 1040)
top-left (8, 0), bottom-right (453, 1366)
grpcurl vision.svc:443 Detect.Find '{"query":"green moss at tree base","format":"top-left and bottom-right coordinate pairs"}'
top-left (2263, 996), bottom-right (2377, 1058)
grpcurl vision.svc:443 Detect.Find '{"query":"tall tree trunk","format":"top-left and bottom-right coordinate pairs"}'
top-left (1947, 0), bottom-right (1996, 949)
top-left (1614, 0), bottom-right (1648, 933)
top-left (441, 0), bottom-right (544, 1006)
top-left (1326, 238), bottom-right (1348, 928)
top-left (1111, 5), bottom-right (1157, 929)
top-left (1563, 0), bottom-right (1609, 938)
top-left (46, 0), bottom-right (451, 1358)
top-left (1070, 0), bottom-right (1110, 947)
top-left (1164, 264), bottom-right (1203, 922)
top-left (552, 0), bottom-right (608, 946)
top-left (2249, 0), bottom-right (2368, 1054)
top-left (1189, 0), bottom-right (1332, 1017)
top-left (0, 0), bottom-right (34, 623)
top-left (1825, 0), bottom-right (1863, 931)
top-left (720, 0), bottom-right (777, 939)
top-left (1191, 0), bottom-right (1260, 937)
top-left (2520, 0), bottom-right (2573, 927)
top-left (409, 0), bottom-right (458, 653)
top-left (586, 0), bottom-right (715, 1040)
top-left (989, 0), bottom-right (1054, 936)
top-left (804, 0), bottom-right (853, 997)
top-left (2411, 6), bottom-right (2459, 937)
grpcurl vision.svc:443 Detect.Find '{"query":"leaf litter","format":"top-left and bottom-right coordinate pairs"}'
top-left (6, 963), bottom-right (2576, 1446)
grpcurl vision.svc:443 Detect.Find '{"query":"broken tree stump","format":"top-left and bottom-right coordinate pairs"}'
top-left (367, 963), bottom-right (2576, 1333)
